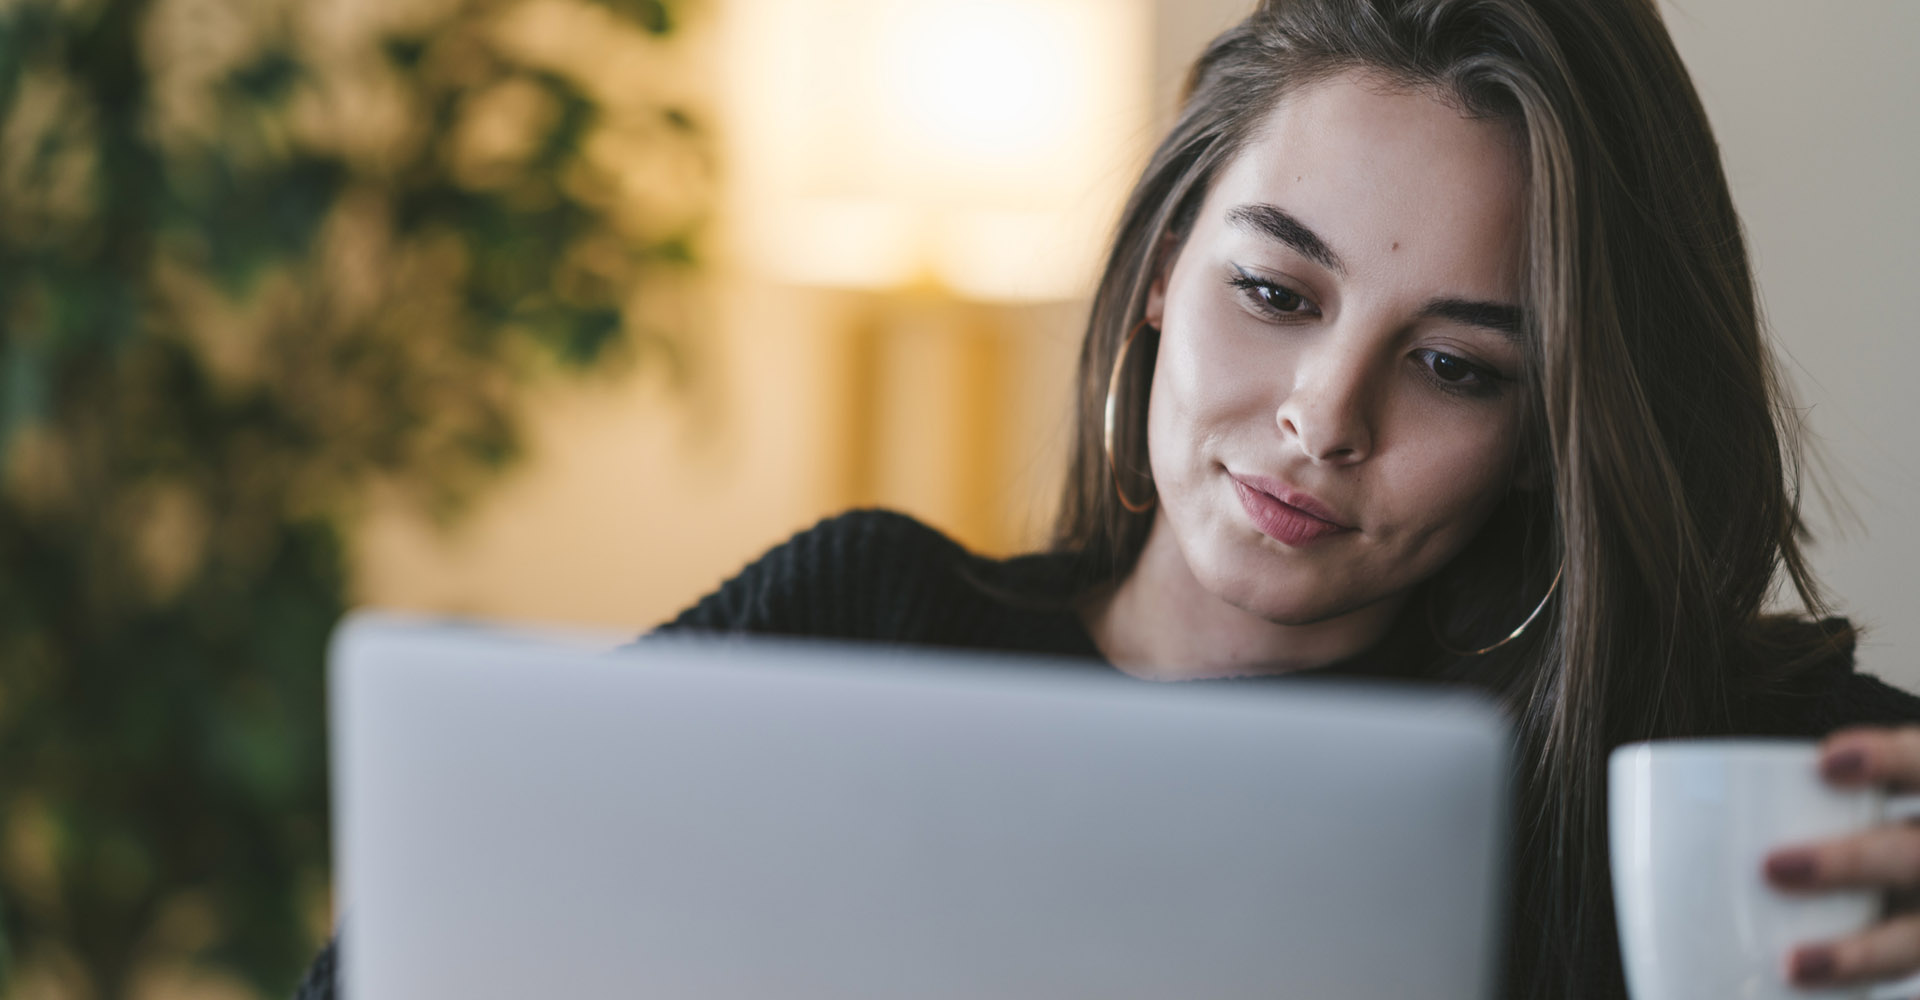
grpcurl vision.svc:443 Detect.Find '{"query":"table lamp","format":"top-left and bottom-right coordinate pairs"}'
top-left (721, 0), bottom-right (1150, 551)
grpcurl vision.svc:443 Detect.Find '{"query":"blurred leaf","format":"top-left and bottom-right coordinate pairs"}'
top-left (649, 232), bottom-right (696, 264)
top-left (229, 49), bottom-right (301, 107)
top-left (206, 157), bottom-right (349, 294)
top-left (381, 35), bottom-right (428, 70)
top-left (2, 339), bottom-right (49, 441)
top-left (662, 105), bottom-right (698, 132)
top-left (594, 0), bottom-right (674, 35)
top-left (529, 70), bottom-right (597, 170)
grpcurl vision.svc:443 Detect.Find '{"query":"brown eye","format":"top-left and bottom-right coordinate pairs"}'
top-left (1252, 283), bottom-right (1307, 312)
top-left (1412, 349), bottom-right (1507, 400)
top-left (1226, 269), bottom-right (1318, 318)
top-left (1430, 353), bottom-right (1474, 382)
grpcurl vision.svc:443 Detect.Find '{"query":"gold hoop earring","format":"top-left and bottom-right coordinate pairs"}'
top-left (1103, 320), bottom-right (1158, 514)
top-left (1430, 561), bottom-right (1564, 656)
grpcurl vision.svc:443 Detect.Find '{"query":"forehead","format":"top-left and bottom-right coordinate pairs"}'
top-left (1205, 72), bottom-right (1526, 296)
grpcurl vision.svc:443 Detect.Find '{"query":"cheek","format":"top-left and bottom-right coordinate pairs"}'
top-left (1143, 311), bottom-right (1283, 486)
top-left (1376, 404), bottom-right (1521, 550)
top-left (1143, 343), bottom-right (1205, 493)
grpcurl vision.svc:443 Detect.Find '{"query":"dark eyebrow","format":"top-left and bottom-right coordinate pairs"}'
top-left (1420, 298), bottom-right (1525, 340)
top-left (1227, 202), bottom-right (1522, 338)
top-left (1226, 204), bottom-right (1345, 274)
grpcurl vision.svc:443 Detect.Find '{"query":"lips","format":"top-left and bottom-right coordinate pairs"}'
top-left (1229, 473), bottom-right (1354, 546)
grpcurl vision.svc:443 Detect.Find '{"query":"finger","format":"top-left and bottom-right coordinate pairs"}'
top-left (1820, 727), bottom-right (1920, 791)
top-left (1788, 911), bottom-right (1920, 988)
top-left (1767, 824), bottom-right (1920, 891)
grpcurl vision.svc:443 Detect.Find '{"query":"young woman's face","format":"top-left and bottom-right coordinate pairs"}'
top-left (1143, 71), bottom-right (1529, 627)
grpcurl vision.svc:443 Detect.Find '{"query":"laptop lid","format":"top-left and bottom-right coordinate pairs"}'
top-left (330, 611), bottom-right (1510, 999)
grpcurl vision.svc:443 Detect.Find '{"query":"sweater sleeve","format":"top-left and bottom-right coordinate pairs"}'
top-left (1737, 633), bottom-right (1920, 737)
top-left (1813, 671), bottom-right (1920, 731)
top-left (291, 936), bottom-right (337, 1000)
top-left (651, 508), bottom-right (971, 642)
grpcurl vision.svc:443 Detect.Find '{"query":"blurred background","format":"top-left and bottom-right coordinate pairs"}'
top-left (0, 0), bottom-right (1912, 996)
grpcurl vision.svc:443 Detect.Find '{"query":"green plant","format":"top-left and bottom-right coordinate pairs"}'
top-left (0, 0), bottom-right (705, 993)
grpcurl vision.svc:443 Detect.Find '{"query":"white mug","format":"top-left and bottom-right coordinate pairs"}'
top-left (1608, 739), bottom-right (1920, 1000)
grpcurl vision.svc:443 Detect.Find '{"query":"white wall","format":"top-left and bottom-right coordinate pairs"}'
top-left (1657, 0), bottom-right (1920, 691)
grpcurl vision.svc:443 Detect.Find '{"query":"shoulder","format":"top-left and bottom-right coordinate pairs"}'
top-left (293, 936), bottom-right (339, 1000)
top-left (722, 507), bottom-right (966, 571)
top-left (1736, 618), bottom-right (1920, 736)
top-left (1807, 668), bottom-right (1920, 730)
top-left (653, 508), bottom-right (978, 641)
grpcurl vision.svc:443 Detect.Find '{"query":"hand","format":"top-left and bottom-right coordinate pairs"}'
top-left (1764, 726), bottom-right (1920, 989)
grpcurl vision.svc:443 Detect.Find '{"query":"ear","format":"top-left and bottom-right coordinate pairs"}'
top-left (1143, 231), bottom-right (1180, 329)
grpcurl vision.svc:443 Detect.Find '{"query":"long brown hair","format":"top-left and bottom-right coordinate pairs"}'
top-left (1052, 1), bottom-right (1849, 996)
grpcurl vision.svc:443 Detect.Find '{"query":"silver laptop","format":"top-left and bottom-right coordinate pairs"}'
top-left (330, 611), bottom-right (1511, 999)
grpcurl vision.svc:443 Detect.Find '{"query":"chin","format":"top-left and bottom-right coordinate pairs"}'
top-left (1191, 531), bottom-right (1367, 627)
top-left (1242, 590), bottom-right (1368, 628)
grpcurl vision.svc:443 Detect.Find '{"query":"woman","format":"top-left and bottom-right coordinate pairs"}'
top-left (658, 1), bottom-right (1920, 998)
top-left (293, 1), bottom-right (1920, 998)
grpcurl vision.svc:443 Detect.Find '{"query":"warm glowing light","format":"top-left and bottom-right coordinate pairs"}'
top-left (723, 0), bottom-right (1151, 301)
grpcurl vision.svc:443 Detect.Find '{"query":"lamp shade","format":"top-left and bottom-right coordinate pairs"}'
top-left (722, 0), bottom-right (1151, 302)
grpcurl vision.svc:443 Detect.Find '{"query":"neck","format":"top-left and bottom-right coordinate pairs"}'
top-left (1080, 511), bottom-right (1407, 681)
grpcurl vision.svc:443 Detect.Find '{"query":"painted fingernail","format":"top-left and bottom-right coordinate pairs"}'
top-left (1825, 747), bottom-right (1868, 781)
top-left (1790, 947), bottom-right (1837, 985)
top-left (1766, 850), bottom-right (1818, 886)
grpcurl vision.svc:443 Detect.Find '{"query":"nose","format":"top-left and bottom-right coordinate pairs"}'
top-left (1274, 342), bottom-right (1375, 465)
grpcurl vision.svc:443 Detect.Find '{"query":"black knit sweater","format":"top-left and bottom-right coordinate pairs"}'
top-left (293, 507), bottom-right (1920, 999)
